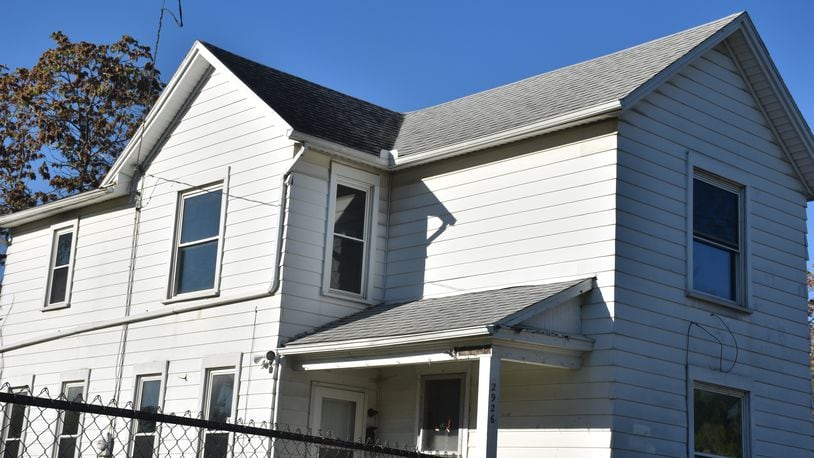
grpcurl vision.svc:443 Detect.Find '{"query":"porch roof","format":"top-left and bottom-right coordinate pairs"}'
top-left (284, 278), bottom-right (594, 349)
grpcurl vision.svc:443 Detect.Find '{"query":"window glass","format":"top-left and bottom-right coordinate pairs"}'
top-left (203, 370), bottom-right (234, 458)
top-left (132, 377), bottom-right (161, 458)
top-left (692, 175), bottom-right (741, 302)
top-left (176, 241), bottom-right (218, 294)
top-left (333, 185), bottom-right (366, 239)
top-left (172, 187), bottom-right (223, 296)
top-left (180, 190), bottom-right (222, 244)
top-left (694, 387), bottom-right (744, 458)
top-left (3, 388), bottom-right (27, 458)
top-left (331, 236), bottom-right (363, 294)
top-left (421, 378), bottom-right (461, 452)
top-left (57, 383), bottom-right (84, 458)
top-left (48, 229), bottom-right (74, 305)
top-left (330, 183), bottom-right (368, 294)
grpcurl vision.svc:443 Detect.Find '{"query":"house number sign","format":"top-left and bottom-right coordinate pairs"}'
top-left (489, 382), bottom-right (497, 424)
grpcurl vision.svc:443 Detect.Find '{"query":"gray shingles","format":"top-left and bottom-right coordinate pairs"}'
top-left (394, 13), bottom-right (740, 155)
top-left (285, 279), bottom-right (590, 346)
top-left (202, 14), bottom-right (739, 158)
top-left (201, 43), bottom-right (404, 155)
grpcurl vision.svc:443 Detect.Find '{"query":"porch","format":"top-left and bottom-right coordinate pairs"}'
top-left (276, 278), bottom-right (601, 457)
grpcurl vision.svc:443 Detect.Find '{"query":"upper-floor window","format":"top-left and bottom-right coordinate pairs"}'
top-left (46, 223), bottom-right (78, 308)
top-left (170, 185), bottom-right (224, 298)
top-left (324, 164), bottom-right (379, 299)
top-left (692, 171), bottom-right (743, 304)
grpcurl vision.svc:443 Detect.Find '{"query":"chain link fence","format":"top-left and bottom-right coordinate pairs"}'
top-left (0, 383), bottom-right (434, 457)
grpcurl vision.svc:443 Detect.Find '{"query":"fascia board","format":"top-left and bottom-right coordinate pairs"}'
top-left (278, 326), bottom-right (491, 356)
top-left (0, 187), bottom-right (120, 229)
top-left (390, 101), bottom-right (621, 170)
top-left (287, 131), bottom-right (389, 170)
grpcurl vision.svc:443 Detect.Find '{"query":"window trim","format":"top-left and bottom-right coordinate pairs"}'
top-left (129, 364), bottom-right (168, 458)
top-left (322, 163), bottom-right (380, 302)
top-left (308, 383), bottom-right (366, 444)
top-left (44, 220), bottom-right (79, 310)
top-left (199, 363), bottom-right (239, 458)
top-left (690, 382), bottom-right (751, 458)
top-left (686, 161), bottom-right (751, 311)
top-left (1, 384), bottom-right (32, 458)
top-left (166, 181), bottom-right (228, 302)
top-left (54, 374), bottom-right (89, 458)
top-left (416, 373), bottom-right (468, 455)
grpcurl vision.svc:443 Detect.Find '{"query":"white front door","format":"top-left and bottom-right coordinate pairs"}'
top-left (309, 385), bottom-right (366, 455)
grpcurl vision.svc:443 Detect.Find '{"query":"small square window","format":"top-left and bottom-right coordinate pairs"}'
top-left (692, 171), bottom-right (743, 303)
top-left (170, 185), bottom-right (224, 298)
top-left (45, 225), bottom-right (77, 308)
top-left (419, 376), bottom-right (464, 453)
top-left (693, 384), bottom-right (747, 458)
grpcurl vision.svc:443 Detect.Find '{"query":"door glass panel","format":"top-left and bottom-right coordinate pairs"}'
top-left (319, 398), bottom-right (356, 458)
top-left (421, 378), bottom-right (461, 452)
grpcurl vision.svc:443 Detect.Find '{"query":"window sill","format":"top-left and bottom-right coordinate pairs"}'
top-left (321, 288), bottom-right (375, 306)
top-left (163, 290), bottom-right (220, 305)
top-left (686, 290), bottom-right (751, 314)
top-left (42, 303), bottom-right (70, 312)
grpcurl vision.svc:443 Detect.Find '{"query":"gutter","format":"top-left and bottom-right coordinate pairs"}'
top-left (0, 186), bottom-right (123, 229)
top-left (390, 101), bottom-right (622, 169)
top-left (0, 142), bottom-right (308, 354)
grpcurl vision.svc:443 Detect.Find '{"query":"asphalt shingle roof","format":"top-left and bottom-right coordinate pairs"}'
top-left (285, 278), bottom-right (591, 347)
top-left (202, 14), bottom-right (739, 158)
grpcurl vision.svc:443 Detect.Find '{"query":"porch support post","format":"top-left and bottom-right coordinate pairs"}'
top-left (476, 348), bottom-right (501, 458)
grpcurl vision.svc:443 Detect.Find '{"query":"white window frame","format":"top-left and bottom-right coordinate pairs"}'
top-left (416, 373), bottom-right (467, 455)
top-left (199, 366), bottom-right (238, 458)
top-left (129, 373), bottom-right (165, 458)
top-left (0, 385), bottom-right (31, 458)
top-left (167, 182), bottom-right (228, 301)
top-left (322, 163), bottom-right (380, 302)
top-left (53, 378), bottom-right (88, 458)
top-left (690, 382), bottom-right (750, 458)
top-left (308, 384), bottom-right (366, 445)
top-left (44, 220), bottom-right (79, 310)
top-left (686, 161), bottom-right (751, 311)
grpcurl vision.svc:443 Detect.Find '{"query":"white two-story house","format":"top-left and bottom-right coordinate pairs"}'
top-left (0, 11), bottom-right (811, 457)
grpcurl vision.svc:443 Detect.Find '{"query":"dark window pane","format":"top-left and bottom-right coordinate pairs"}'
top-left (176, 241), bottom-right (218, 294)
top-left (320, 398), bottom-right (356, 441)
top-left (137, 380), bottom-right (161, 433)
top-left (421, 379), bottom-right (461, 452)
top-left (65, 385), bottom-right (83, 403)
top-left (693, 240), bottom-right (736, 300)
top-left (207, 373), bottom-right (234, 423)
top-left (57, 437), bottom-right (76, 458)
top-left (7, 403), bottom-right (25, 438)
top-left (694, 179), bottom-right (739, 248)
top-left (334, 185), bottom-right (366, 239)
top-left (694, 388), bottom-right (743, 458)
top-left (203, 432), bottom-right (228, 458)
top-left (132, 435), bottom-right (155, 458)
top-left (3, 440), bottom-right (19, 458)
top-left (49, 266), bottom-right (69, 304)
top-left (55, 233), bottom-right (73, 266)
top-left (330, 236), bottom-right (363, 293)
top-left (180, 190), bottom-right (222, 244)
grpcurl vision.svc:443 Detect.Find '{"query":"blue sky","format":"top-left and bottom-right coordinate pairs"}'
top-left (2, 0), bottom-right (813, 260)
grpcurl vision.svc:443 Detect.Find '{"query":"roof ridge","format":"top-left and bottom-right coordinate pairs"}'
top-left (199, 40), bottom-right (403, 118)
top-left (402, 12), bottom-right (743, 115)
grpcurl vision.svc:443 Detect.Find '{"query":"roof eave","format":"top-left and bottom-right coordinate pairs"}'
top-left (390, 101), bottom-right (622, 170)
top-left (0, 186), bottom-right (123, 229)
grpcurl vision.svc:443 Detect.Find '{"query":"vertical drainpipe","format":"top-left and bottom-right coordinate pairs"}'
top-left (268, 142), bottom-right (308, 437)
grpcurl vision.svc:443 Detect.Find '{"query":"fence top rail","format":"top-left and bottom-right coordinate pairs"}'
top-left (0, 390), bottom-right (438, 458)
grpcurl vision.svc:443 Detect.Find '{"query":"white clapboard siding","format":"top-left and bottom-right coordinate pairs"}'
top-left (0, 69), bottom-right (295, 428)
top-left (615, 45), bottom-right (811, 456)
top-left (277, 150), bottom-right (389, 339)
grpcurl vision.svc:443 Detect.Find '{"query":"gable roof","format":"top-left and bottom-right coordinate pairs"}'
top-left (284, 278), bottom-right (593, 348)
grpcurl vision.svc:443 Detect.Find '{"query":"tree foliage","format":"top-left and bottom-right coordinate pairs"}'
top-left (0, 32), bottom-right (162, 214)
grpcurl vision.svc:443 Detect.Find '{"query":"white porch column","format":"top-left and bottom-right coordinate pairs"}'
top-left (476, 349), bottom-right (501, 458)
